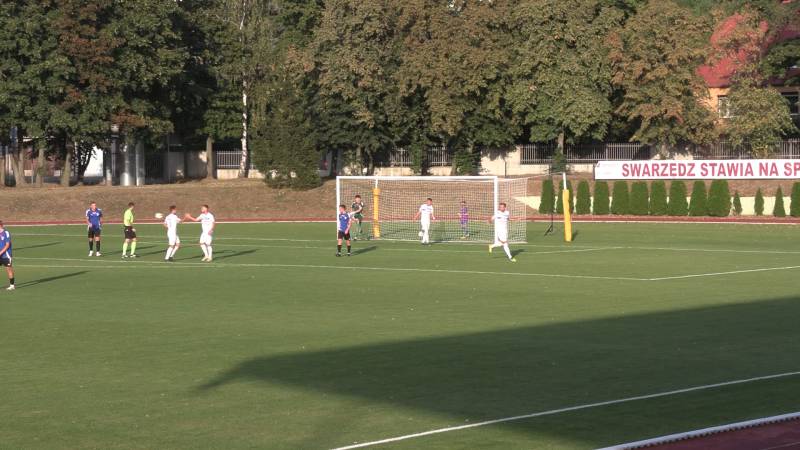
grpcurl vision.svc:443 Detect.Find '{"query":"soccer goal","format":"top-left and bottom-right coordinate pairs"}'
top-left (336, 176), bottom-right (530, 243)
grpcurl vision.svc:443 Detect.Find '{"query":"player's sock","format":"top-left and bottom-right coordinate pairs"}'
top-left (201, 245), bottom-right (209, 259)
top-left (95, 242), bottom-right (100, 252)
top-left (347, 245), bottom-right (351, 254)
top-left (89, 241), bottom-right (94, 251)
top-left (130, 242), bottom-right (137, 255)
top-left (207, 246), bottom-right (213, 259)
top-left (171, 247), bottom-right (178, 258)
top-left (503, 244), bottom-right (513, 259)
top-left (122, 242), bottom-right (128, 255)
top-left (165, 247), bottom-right (172, 260)
top-left (337, 244), bottom-right (342, 253)
top-left (9, 277), bottom-right (14, 286)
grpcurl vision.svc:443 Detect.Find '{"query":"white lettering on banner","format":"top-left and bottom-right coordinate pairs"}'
top-left (596, 160), bottom-right (800, 180)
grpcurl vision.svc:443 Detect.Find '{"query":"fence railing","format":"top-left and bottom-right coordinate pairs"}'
top-left (694, 139), bottom-right (800, 159)
top-left (520, 142), bottom-right (652, 164)
top-left (384, 147), bottom-right (452, 168)
top-left (216, 149), bottom-right (255, 169)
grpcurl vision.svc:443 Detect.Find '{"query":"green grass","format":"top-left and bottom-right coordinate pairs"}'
top-left (2, 222), bottom-right (799, 449)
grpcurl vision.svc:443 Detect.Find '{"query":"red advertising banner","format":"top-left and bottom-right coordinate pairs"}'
top-left (595, 159), bottom-right (800, 180)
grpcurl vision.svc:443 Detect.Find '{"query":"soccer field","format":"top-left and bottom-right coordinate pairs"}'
top-left (2, 221), bottom-right (799, 449)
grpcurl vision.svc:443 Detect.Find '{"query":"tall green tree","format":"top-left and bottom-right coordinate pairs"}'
top-left (508, 0), bottom-right (623, 149)
top-left (609, 0), bottom-right (717, 154)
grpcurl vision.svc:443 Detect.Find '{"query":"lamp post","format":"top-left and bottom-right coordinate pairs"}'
top-left (107, 124), bottom-right (119, 185)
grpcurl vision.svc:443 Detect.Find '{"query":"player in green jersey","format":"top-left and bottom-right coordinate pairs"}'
top-left (351, 195), bottom-right (365, 239)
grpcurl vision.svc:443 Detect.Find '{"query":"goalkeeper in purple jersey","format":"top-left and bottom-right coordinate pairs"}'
top-left (459, 200), bottom-right (469, 239)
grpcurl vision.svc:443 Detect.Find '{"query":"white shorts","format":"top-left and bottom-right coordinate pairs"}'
top-left (200, 232), bottom-right (213, 245)
top-left (420, 220), bottom-right (430, 232)
top-left (168, 234), bottom-right (180, 246)
top-left (495, 229), bottom-right (508, 243)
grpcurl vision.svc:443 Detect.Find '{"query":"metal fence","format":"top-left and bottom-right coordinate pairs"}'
top-left (694, 139), bottom-right (800, 159)
top-left (384, 147), bottom-right (452, 168)
top-left (520, 142), bottom-right (652, 164)
top-left (216, 149), bottom-right (255, 169)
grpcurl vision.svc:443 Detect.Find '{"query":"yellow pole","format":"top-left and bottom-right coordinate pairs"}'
top-left (562, 173), bottom-right (572, 242)
top-left (372, 187), bottom-right (381, 238)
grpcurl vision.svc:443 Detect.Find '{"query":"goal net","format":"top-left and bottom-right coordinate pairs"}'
top-left (336, 176), bottom-right (529, 243)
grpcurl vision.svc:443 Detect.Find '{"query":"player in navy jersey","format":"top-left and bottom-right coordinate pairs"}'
top-left (85, 201), bottom-right (103, 256)
top-left (459, 200), bottom-right (469, 239)
top-left (0, 221), bottom-right (15, 290)
top-left (336, 204), bottom-right (352, 257)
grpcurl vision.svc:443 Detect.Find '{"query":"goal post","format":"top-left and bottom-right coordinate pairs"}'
top-left (336, 175), bottom-right (529, 243)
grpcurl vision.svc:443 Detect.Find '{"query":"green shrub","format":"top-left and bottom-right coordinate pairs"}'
top-left (707, 180), bottom-right (731, 217)
top-left (649, 181), bottom-right (668, 216)
top-left (774, 186), bottom-right (786, 217)
top-left (556, 181), bottom-right (574, 214)
top-left (593, 181), bottom-right (610, 215)
top-left (732, 191), bottom-right (742, 215)
top-left (667, 181), bottom-right (688, 216)
top-left (754, 188), bottom-right (764, 216)
top-left (539, 179), bottom-right (555, 214)
top-left (688, 181), bottom-right (707, 216)
top-left (791, 182), bottom-right (800, 217)
top-left (629, 181), bottom-right (649, 215)
top-left (611, 181), bottom-right (629, 215)
top-left (575, 180), bottom-right (591, 215)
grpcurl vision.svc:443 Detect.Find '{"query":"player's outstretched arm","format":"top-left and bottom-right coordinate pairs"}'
top-left (184, 213), bottom-right (199, 222)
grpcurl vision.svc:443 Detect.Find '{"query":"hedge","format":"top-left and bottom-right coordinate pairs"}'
top-left (629, 181), bottom-right (649, 215)
top-left (649, 180), bottom-right (668, 216)
top-left (774, 186), bottom-right (786, 217)
top-left (611, 181), bottom-right (629, 215)
top-left (688, 181), bottom-right (707, 217)
top-left (575, 180), bottom-right (591, 215)
top-left (539, 178), bottom-right (555, 214)
top-left (556, 180), bottom-right (574, 214)
top-left (733, 191), bottom-right (742, 215)
top-left (593, 181), bottom-right (610, 215)
top-left (667, 181), bottom-right (688, 216)
top-left (707, 180), bottom-right (731, 217)
top-left (754, 188), bottom-right (764, 216)
top-left (791, 182), bottom-right (800, 217)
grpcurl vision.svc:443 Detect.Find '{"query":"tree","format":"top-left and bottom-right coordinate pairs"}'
top-left (754, 188), bottom-right (765, 215)
top-left (732, 191), bottom-right (742, 215)
top-left (611, 181), bottom-right (629, 215)
top-left (726, 84), bottom-right (797, 157)
top-left (507, 0), bottom-right (623, 149)
top-left (251, 75), bottom-right (320, 188)
top-left (539, 178), bottom-right (555, 214)
top-left (689, 181), bottom-right (707, 216)
top-left (575, 181), bottom-right (592, 215)
top-left (593, 181), bottom-right (610, 215)
top-left (609, 1), bottom-right (717, 153)
top-left (667, 181), bottom-right (689, 216)
top-left (774, 186), bottom-right (786, 217)
top-left (629, 181), bottom-right (649, 215)
top-left (791, 183), bottom-right (800, 217)
top-left (649, 180), bottom-right (668, 215)
top-left (707, 179), bottom-right (731, 217)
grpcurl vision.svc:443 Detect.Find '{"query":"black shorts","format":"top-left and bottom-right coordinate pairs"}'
top-left (124, 226), bottom-right (136, 240)
top-left (0, 257), bottom-right (11, 267)
top-left (88, 227), bottom-right (101, 238)
top-left (338, 231), bottom-right (351, 240)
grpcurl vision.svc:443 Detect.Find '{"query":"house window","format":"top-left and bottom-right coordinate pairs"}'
top-left (783, 92), bottom-right (799, 116)
top-left (717, 95), bottom-right (733, 118)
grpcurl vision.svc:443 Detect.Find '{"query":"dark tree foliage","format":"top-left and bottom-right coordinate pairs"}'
top-left (593, 181), bottom-right (610, 215)
top-left (649, 180), bottom-right (668, 216)
top-left (689, 181), bottom-right (708, 216)
top-left (611, 181), bottom-right (629, 215)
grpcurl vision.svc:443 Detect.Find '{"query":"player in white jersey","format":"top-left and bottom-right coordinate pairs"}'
top-left (413, 197), bottom-right (436, 244)
top-left (163, 205), bottom-right (181, 262)
top-left (489, 202), bottom-right (516, 262)
top-left (185, 205), bottom-right (216, 262)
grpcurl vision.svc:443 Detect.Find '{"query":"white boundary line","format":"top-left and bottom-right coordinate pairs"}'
top-left (598, 411), bottom-right (800, 450)
top-left (13, 257), bottom-right (644, 281)
top-left (648, 265), bottom-right (800, 281)
top-left (330, 371), bottom-right (800, 450)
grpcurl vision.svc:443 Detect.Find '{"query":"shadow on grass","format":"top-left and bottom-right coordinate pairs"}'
top-left (352, 245), bottom-right (377, 255)
top-left (17, 271), bottom-right (88, 288)
top-left (14, 242), bottom-right (61, 251)
top-left (213, 249), bottom-right (258, 261)
top-left (197, 297), bottom-right (800, 447)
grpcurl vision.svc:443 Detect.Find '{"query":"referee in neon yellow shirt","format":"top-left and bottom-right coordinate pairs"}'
top-left (122, 202), bottom-right (138, 258)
